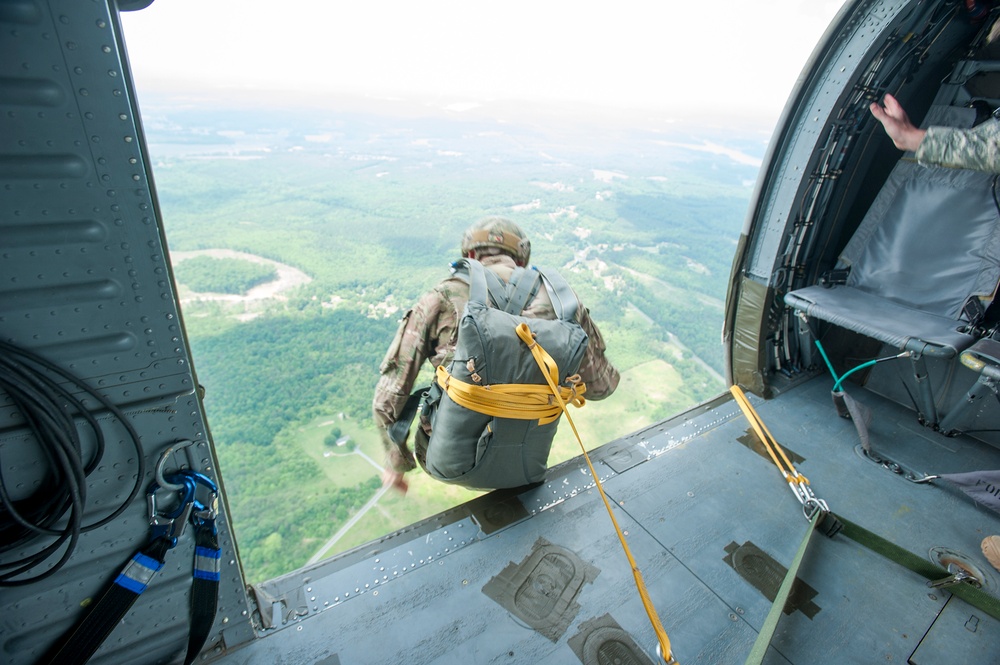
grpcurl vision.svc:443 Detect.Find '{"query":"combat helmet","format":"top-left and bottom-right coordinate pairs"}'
top-left (461, 217), bottom-right (531, 266)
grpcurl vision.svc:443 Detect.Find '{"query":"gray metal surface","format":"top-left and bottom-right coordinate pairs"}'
top-left (0, 2), bottom-right (252, 663)
top-left (743, 0), bottom-right (897, 281)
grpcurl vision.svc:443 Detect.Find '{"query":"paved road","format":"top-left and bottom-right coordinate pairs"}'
top-left (306, 449), bottom-right (388, 566)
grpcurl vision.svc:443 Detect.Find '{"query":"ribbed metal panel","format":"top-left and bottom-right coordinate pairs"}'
top-left (0, 2), bottom-right (252, 663)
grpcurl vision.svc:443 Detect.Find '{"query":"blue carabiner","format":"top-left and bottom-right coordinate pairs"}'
top-left (147, 474), bottom-right (197, 519)
top-left (179, 471), bottom-right (219, 528)
top-left (179, 470), bottom-right (218, 495)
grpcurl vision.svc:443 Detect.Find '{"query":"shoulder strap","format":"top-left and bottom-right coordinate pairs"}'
top-left (504, 267), bottom-right (541, 314)
top-left (536, 268), bottom-right (579, 321)
top-left (455, 258), bottom-right (514, 310)
top-left (484, 270), bottom-right (510, 309)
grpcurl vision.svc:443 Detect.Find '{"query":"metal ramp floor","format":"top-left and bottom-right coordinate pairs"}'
top-left (217, 375), bottom-right (1000, 664)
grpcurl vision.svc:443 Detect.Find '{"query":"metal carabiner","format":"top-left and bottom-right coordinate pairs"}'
top-left (927, 564), bottom-right (983, 590)
top-left (147, 474), bottom-right (197, 548)
top-left (801, 496), bottom-right (831, 522)
top-left (178, 470), bottom-right (219, 525)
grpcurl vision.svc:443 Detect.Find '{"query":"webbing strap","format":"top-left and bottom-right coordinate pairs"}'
top-left (186, 520), bottom-right (221, 665)
top-left (836, 514), bottom-right (1000, 620)
top-left (464, 259), bottom-right (511, 310)
top-left (517, 322), bottom-right (676, 663)
top-left (730, 385), bottom-right (834, 664)
top-left (730, 386), bottom-right (1000, 637)
top-left (483, 268), bottom-right (510, 310)
top-left (456, 258), bottom-right (576, 320)
top-left (45, 522), bottom-right (221, 665)
top-left (44, 536), bottom-right (172, 664)
top-left (505, 268), bottom-right (541, 315)
top-left (435, 364), bottom-right (586, 425)
top-left (538, 268), bottom-right (579, 321)
top-left (745, 510), bottom-right (821, 665)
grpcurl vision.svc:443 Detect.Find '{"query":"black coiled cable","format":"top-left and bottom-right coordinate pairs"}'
top-left (0, 339), bottom-right (145, 586)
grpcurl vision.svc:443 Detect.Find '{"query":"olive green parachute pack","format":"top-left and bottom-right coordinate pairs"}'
top-left (418, 258), bottom-right (589, 490)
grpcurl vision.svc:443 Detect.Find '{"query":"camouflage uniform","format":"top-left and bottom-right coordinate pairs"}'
top-left (373, 253), bottom-right (620, 473)
top-left (917, 118), bottom-right (1000, 174)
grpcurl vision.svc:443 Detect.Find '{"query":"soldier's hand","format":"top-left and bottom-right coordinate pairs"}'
top-left (870, 94), bottom-right (926, 152)
top-left (382, 468), bottom-right (409, 495)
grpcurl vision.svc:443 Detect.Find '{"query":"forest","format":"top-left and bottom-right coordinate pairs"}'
top-left (173, 256), bottom-right (278, 294)
top-left (148, 99), bottom-right (761, 582)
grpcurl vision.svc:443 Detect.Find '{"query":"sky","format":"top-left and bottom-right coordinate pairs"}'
top-left (120, 0), bottom-right (850, 123)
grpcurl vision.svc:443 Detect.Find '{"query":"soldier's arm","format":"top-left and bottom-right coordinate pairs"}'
top-left (576, 306), bottom-right (620, 401)
top-left (372, 291), bottom-right (441, 473)
top-left (917, 121), bottom-right (1000, 173)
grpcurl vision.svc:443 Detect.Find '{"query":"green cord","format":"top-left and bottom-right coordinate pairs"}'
top-left (814, 339), bottom-right (840, 386)
top-left (832, 358), bottom-right (881, 392)
top-left (814, 338), bottom-right (901, 391)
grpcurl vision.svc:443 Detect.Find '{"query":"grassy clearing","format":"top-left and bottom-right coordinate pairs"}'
top-left (293, 414), bottom-right (483, 561)
top-left (549, 357), bottom-right (685, 465)
top-left (300, 415), bottom-right (382, 485)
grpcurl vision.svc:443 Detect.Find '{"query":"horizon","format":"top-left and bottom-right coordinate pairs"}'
top-left (121, 0), bottom-right (850, 129)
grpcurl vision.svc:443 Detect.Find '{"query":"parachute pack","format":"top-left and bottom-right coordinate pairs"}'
top-left (419, 258), bottom-right (589, 489)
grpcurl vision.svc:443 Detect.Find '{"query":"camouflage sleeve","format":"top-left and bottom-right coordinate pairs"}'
top-left (916, 120), bottom-right (1000, 174)
top-left (372, 290), bottom-right (443, 472)
top-left (576, 306), bottom-right (620, 401)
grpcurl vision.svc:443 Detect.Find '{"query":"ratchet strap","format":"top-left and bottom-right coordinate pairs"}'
top-left (836, 515), bottom-right (1000, 621)
top-left (745, 509), bottom-right (821, 665)
top-left (518, 323), bottom-right (676, 664)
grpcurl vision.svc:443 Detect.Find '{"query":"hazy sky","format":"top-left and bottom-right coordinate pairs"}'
top-left (121, 0), bottom-right (849, 121)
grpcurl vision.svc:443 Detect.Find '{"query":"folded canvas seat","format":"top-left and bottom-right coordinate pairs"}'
top-left (786, 159), bottom-right (1000, 425)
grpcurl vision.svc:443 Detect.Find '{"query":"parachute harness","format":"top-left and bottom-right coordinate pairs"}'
top-left (435, 337), bottom-right (586, 426)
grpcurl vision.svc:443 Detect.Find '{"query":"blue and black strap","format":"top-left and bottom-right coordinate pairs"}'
top-left (43, 535), bottom-right (173, 664)
top-left (44, 474), bottom-right (220, 665)
top-left (186, 514), bottom-right (221, 665)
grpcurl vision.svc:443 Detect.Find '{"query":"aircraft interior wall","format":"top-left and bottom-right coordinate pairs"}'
top-left (0, 2), bottom-right (254, 663)
top-left (734, 1), bottom-right (997, 402)
top-left (760, 6), bottom-right (1000, 448)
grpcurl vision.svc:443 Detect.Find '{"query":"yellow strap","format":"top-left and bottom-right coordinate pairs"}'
top-left (730, 385), bottom-right (809, 486)
top-left (514, 323), bottom-right (676, 664)
top-left (436, 366), bottom-right (586, 425)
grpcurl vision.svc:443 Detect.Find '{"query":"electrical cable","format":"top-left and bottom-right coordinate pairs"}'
top-left (0, 339), bottom-right (145, 586)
